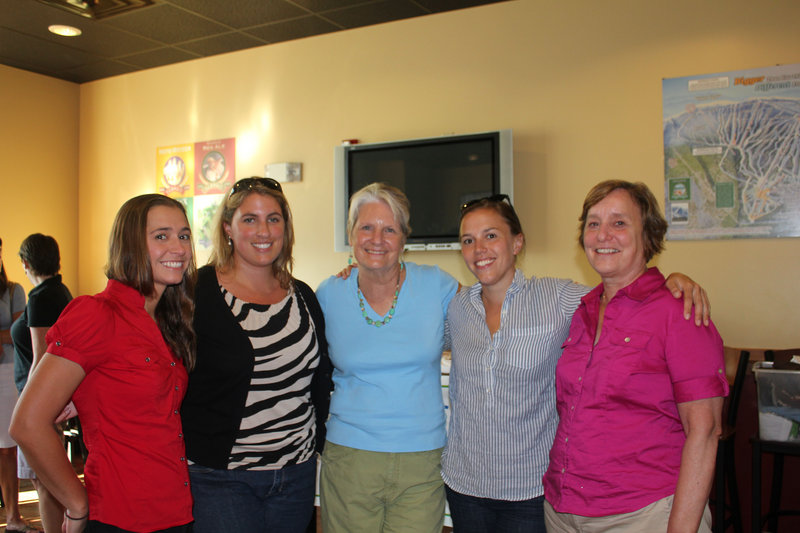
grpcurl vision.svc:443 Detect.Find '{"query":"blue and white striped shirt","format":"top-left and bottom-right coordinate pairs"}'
top-left (442, 269), bottom-right (589, 501)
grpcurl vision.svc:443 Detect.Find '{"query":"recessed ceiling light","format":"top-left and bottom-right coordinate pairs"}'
top-left (48, 24), bottom-right (82, 37)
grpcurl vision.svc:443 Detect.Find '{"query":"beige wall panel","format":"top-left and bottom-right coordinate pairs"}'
top-left (0, 65), bottom-right (79, 294)
top-left (78, 0), bottom-right (800, 347)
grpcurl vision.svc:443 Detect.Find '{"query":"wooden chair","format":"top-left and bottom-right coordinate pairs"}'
top-left (712, 349), bottom-right (749, 533)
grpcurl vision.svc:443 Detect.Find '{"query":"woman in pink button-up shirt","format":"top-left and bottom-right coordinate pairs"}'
top-left (544, 180), bottom-right (728, 533)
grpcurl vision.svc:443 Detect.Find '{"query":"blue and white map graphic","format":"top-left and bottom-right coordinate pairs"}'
top-left (663, 63), bottom-right (800, 239)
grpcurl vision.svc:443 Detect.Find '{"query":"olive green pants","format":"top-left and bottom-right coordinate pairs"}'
top-left (320, 441), bottom-right (445, 533)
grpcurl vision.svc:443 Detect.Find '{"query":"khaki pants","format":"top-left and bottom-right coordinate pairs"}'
top-left (320, 441), bottom-right (445, 533)
top-left (544, 495), bottom-right (712, 533)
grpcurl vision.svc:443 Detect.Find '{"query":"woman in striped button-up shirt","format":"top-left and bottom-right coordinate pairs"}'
top-left (442, 195), bottom-right (708, 533)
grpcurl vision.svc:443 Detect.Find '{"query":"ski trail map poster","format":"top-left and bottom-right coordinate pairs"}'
top-left (663, 63), bottom-right (800, 240)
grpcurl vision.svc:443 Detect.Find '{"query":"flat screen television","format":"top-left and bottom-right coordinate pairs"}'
top-left (333, 130), bottom-right (513, 252)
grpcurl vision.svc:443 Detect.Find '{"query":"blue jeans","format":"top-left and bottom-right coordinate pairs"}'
top-left (445, 484), bottom-right (546, 533)
top-left (189, 458), bottom-right (317, 533)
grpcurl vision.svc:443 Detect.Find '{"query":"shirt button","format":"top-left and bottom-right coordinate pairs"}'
top-left (56, 341), bottom-right (62, 346)
top-left (175, 386), bottom-right (179, 391)
top-left (564, 437), bottom-right (568, 443)
top-left (170, 362), bottom-right (176, 367)
top-left (578, 376), bottom-right (582, 382)
top-left (567, 337), bottom-right (572, 342)
top-left (624, 337), bottom-right (631, 343)
top-left (184, 482), bottom-right (189, 486)
top-left (178, 433), bottom-right (183, 438)
top-left (145, 357), bottom-right (151, 362)
top-left (571, 405), bottom-right (575, 410)
top-left (561, 468), bottom-right (565, 473)
top-left (180, 457), bottom-right (185, 461)
top-left (173, 410), bottom-right (178, 415)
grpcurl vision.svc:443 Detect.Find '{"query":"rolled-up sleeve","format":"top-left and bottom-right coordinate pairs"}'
top-left (666, 309), bottom-right (729, 404)
top-left (46, 297), bottom-right (114, 373)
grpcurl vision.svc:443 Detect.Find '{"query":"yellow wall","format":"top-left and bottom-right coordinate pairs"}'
top-left (73, 0), bottom-right (799, 347)
top-left (0, 64), bottom-right (79, 294)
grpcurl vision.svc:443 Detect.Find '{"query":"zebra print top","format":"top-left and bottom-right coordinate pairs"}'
top-left (223, 286), bottom-right (320, 470)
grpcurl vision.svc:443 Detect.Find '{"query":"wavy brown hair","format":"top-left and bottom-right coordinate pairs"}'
top-left (578, 180), bottom-right (667, 263)
top-left (209, 179), bottom-right (295, 290)
top-left (106, 194), bottom-right (197, 370)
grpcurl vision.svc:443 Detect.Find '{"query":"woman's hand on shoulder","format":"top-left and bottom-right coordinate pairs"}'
top-left (336, 264), bottom-right (357, 280)
top-left (664, 273), bottom-right (710, 326)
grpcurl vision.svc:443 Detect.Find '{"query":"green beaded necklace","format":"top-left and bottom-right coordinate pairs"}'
top-left (357, 262), bottom-right (404, 327)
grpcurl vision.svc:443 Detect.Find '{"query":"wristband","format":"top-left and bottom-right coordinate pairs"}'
top-left (65, 509), bottom-right (89, 521)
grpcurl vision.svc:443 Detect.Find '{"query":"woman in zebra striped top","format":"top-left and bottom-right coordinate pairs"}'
top-left (181, 177), bottom-right (332, 533)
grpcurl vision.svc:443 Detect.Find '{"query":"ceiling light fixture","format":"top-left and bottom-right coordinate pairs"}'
top-left (48, 24), bottom-right (82, 37)
top-left (38, 0), bottom-right (155, 20)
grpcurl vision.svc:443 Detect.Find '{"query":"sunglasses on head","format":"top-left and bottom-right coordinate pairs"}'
top-left (230, 177), bottom-right (283, 196)
top-left (460, 194), bottom-right (512, 213)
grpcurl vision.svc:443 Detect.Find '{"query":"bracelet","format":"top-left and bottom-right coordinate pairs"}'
top-left (65, 509), bottom-right (89, 521)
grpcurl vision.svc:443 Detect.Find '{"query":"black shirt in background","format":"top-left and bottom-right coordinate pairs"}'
top-left (10, 274), bottom-right (72, 393)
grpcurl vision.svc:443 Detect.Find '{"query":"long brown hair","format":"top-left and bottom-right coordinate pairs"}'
top-left (209, 178), bottom-right (295, 290)
top-left (106, 194), bottom-right (197, 370)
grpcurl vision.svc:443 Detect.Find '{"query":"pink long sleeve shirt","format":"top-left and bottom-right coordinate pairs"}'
top-left (543, 267), bottom-right (728, 516)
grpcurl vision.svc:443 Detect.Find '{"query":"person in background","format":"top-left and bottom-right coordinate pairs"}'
top-left (10, 233), bottom-right (73, 533)
top-left (0, 237), bottom-right (38, 532)
top-left (316, 183), bottom-right (459, 533)
top-left (11, 194), bottom-right (196, 533)
top-left (543, 180), bottom-right (726, 533)
top-left (442, 194), bottom-right (710, 533)
top-left (181, 177), bottom-right (332, 532)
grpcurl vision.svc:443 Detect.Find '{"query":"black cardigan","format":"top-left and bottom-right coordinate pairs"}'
top-left (181, 265), bottom-right (333, 469)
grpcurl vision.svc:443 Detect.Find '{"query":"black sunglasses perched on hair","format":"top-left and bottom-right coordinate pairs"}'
top-left (460, 194), bottom-right (512, 212)
top-left (230, 177), bottom-right (283, 195)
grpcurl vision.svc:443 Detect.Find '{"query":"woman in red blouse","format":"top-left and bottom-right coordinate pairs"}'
top-left (11, 194), bottom-right (197, 533)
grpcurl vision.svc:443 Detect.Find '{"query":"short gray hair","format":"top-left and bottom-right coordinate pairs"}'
top-left (347, 183), bottom-right (412, 244)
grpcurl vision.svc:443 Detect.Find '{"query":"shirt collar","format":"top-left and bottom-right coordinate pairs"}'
top-left (467, 268), bottom-right (526, 305)
top-left (583, 266), bottom-right (665, 305)
top-left (104, 278), bottom-right (147, 309)
top-left (35, 274), bottom-right (63, 290)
